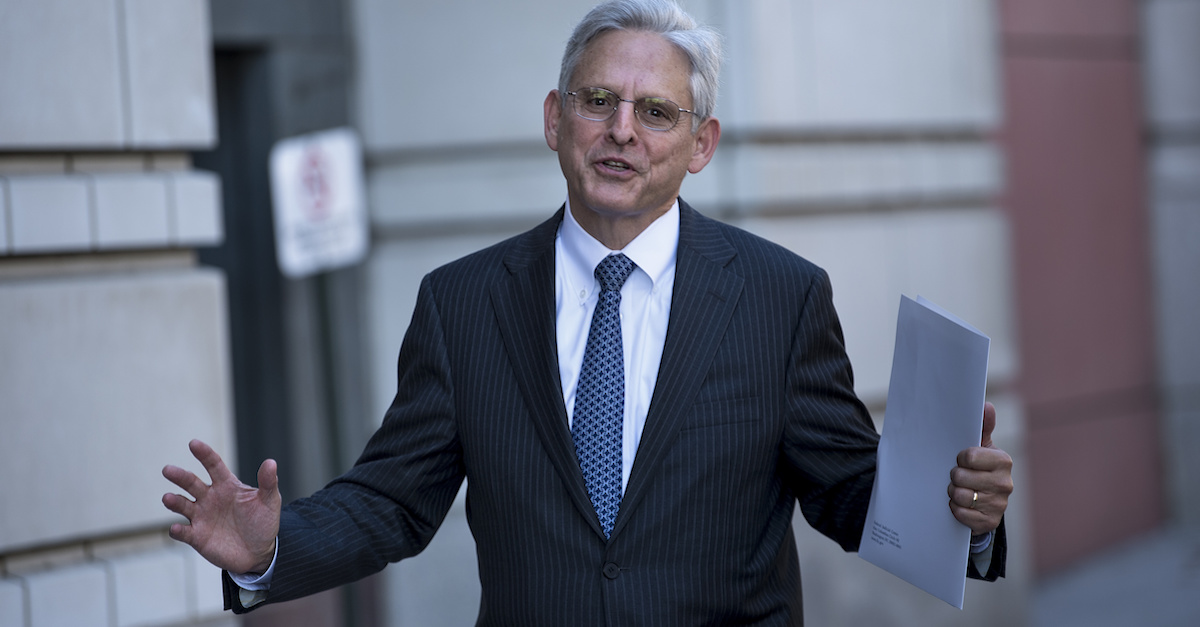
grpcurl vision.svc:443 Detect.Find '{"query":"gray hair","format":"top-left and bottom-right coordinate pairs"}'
top-left (558, 0), bottom-right (723, 131)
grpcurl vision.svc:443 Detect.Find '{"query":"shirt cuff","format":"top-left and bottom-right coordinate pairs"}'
top-left (969, 530), bottom-right (994, 554)
top-left (969, 530), bottom-right (995, 574)
top-left (227, 538), bottom-right (278, 608)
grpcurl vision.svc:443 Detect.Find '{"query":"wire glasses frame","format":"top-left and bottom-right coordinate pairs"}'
top-left (566, 87), bottom-right (694, 132)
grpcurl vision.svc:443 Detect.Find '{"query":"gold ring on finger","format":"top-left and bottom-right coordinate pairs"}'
top-left (969, 491), bottom-right (978, 509)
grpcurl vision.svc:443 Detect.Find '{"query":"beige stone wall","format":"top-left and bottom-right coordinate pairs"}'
top-left (0, 1), bottom-right (234, 625)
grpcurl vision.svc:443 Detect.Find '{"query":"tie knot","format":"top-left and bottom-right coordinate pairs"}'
top-left (594, 254), bottom-right (637, 293)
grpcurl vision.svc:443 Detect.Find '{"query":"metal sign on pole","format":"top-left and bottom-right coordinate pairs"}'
top-left (269, 127), bottom-right (368, 278)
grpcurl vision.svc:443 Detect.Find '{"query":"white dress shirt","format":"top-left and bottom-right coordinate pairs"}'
top-left (556, 199), bottom-right (678, 492)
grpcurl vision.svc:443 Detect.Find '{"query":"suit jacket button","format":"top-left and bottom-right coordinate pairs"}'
top-left (602, 562), bottom-right (621, 579)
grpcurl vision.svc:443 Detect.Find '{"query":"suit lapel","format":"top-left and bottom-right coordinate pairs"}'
top-left (613, 202), bottom-right (744, 538)
top-left (490, 208), bottom-right (605, 537)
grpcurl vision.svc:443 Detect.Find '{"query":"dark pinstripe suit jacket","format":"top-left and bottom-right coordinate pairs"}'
top-left (225, 200), bottom-right (1005, 624)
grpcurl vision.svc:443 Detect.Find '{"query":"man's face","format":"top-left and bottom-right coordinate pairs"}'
top-left (544, 29), bottom-right (719, 244)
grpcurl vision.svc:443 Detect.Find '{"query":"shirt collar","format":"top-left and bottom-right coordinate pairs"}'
top-left (561, 199), bottom-right (680, 295)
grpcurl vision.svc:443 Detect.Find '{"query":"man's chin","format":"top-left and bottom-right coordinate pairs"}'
top-left (574, 200), bottom-right (655, 222)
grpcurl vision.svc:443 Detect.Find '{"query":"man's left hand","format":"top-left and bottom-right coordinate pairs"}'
top-left (948, 402), bottom-right (1013, 535)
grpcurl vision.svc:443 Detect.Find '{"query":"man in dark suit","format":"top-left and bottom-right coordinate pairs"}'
top-left (162, 1), bottom-right (1012, 624)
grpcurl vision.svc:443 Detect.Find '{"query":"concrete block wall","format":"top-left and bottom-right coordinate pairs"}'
top-left (0, 533), bottom-right (233, 627)
top-left (0, 1), bottom-right (235, 626)
top-left (352, 0), bottom-right (1024, 625)
top-left (0, 0), bottom-right (215, 149)
top-left (0, 267), bottom-right (233, 552)
top-left (0, 183), bottom-right (235, 625)
top-left (1, 167), bottom-right (221, 256)
top-left (722, 0), bottom-right (998, 128)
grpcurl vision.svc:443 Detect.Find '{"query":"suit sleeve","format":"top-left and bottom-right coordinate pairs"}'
top-left (231, 276), bottom-right (466, 610)
top-left (779, 268), bottom-right (881, 552)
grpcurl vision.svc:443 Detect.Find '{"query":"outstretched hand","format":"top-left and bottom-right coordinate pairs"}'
top-left (948, 402), bottom-right (1013, 535)
top-left (162, 439), bottom-right (281, 575)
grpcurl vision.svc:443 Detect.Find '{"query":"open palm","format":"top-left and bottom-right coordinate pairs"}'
top-left (162, 439), bottom-right (281, 575)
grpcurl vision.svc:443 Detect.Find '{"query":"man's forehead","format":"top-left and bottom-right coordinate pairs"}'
top-left (572, 30), bottom-right (691, 96)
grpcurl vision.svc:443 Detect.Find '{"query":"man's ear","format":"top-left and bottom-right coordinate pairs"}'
top-left (544, 90), bottom-right (562, 152)
top-left (687, 116), bottom-right (721, 174)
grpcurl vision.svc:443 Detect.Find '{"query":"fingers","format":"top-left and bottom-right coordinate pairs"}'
top-left (189, 439), bottom-right (235, 484)
top-left (950, 456), bottom-right (1013, 501)
top-left (947, 484), bottom-right (985, 509)
top-left (162, 440), bottom-right (234, 498)
top-left (957, 445), bottom-right (1013, 472)
top-left (167, 521), bottom-right (195, 546)
top-left (161, 491), bottom-right (195, 520)
top-left (256, 458), bottom-right (279, 495)
top-left (162, 447), bottom-right (204, 547)
top-left (948, 444), bottom-right (1013, 535)
top-left (947, 487), bottom-right (1001, 534)
top-left (162, 464), bottom-right (208, 500)
top-left (945, 403), bottom-right (1008, 535)
top-left (980, 402), bottom-right (997, 448)
top-left (162, 441), bottom-right (233, 532)
top-left (163, 491), bottom-right (200, 549)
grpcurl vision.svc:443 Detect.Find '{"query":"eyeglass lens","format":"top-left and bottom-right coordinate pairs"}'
top-left (573, 88), bottom-right (682, 131)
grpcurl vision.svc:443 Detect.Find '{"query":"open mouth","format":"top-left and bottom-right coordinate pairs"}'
top-left (601, 160), bottom-right (631, 171)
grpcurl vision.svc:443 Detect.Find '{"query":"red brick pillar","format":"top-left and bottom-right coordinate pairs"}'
top-left (999, 0), bottom-right (1163, 575)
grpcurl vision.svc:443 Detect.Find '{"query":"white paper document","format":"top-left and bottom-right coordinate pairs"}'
top-left (858, 296), bottom-right (990, 608)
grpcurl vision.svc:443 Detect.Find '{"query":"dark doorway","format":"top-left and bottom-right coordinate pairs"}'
top-left (194, 49), bottom-right (296, 495)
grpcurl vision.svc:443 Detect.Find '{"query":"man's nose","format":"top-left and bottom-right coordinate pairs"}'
top-left (608, 100), bottom-right (638, 144)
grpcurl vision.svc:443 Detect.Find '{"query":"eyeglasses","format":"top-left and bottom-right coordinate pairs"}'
top-left (566, 87), bottom-right (694, 132)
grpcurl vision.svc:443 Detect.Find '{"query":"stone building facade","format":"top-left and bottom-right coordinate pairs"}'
top-left (1, 1), bottom-right (234, 626)
top-left (4, 1), bottom-right (1198, 626)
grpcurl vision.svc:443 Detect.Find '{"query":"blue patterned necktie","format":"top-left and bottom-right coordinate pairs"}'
top-left (572, 253), bottom-right (637, 539)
